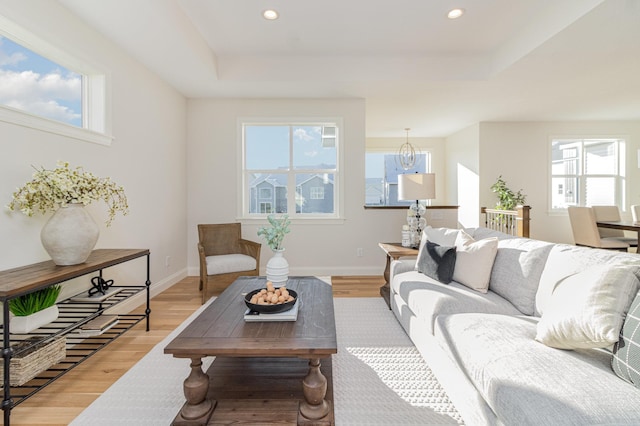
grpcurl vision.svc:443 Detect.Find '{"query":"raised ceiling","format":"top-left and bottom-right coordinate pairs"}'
top-left (58, 0), bottom-right (640, 137)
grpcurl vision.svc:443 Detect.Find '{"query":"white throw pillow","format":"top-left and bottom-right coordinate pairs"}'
top-left (535, 264), bottom-right (639, 350)
top-left (414, 226), bottom-right (460, 270)
top-left (452, 230), bottom-right (498, 293)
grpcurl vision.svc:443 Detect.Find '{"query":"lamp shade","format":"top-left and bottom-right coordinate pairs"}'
top-left (398, 173), bottom-right (436, 201)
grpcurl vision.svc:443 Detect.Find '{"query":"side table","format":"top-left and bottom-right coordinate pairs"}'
top-left (378, 243), bottom-right (419, 309)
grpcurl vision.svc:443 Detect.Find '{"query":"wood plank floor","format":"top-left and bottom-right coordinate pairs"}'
top-left (9, 275), bottom-right (383, 426)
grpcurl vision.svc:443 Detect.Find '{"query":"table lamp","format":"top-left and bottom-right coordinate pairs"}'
top-left (398, 173), bottom-right (436, 248)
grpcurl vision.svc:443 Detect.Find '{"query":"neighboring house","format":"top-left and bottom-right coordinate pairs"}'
top-left (250, 173), bottom-right (334, 214)
top-left (296, 174), bottom-right (334, 213)
top-left (365, 178), bottom-right (384, 205)
top-left (250, 174), bottom-right (287, 213)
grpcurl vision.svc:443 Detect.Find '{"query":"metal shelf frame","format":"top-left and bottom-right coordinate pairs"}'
top-left (0, 249), bottom-right (151, 426)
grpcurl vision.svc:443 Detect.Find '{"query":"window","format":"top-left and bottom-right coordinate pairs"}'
top-left (310, 187), bottom-right (324, 200)
top-left (259, 202), bottom-right (272, 213)
top-left (259, 188), bottom-right (272, 199)
top-left (0, 16), bottom-right (110, 145)
top-left (550, 138), bottom-right (626, 210)
top-left (243, 121), bottom-right (340, 218)
top-left (0, 36), bottom-right (82, 126)
top-left (365, 152), bottom-right (430, 206)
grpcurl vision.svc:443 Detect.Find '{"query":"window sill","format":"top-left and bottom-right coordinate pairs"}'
top-left (364, 205), bottom-right (459, 209)
top-left (0, 106), bottom-right (113, 146)
top-left (239, 217), bottom-right (346, 225)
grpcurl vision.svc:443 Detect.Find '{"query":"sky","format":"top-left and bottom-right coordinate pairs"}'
top-left (245, 125), bottom-right (337, 170)
top-left (0, 36), bottom-right (82, 126)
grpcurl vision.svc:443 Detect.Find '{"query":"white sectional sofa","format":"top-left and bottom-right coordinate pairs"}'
top-left (390, 226), bottom-right (640, 426)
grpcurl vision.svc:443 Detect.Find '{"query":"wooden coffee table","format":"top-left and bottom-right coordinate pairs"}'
top-left (164, 276), bottom-right (337, 425)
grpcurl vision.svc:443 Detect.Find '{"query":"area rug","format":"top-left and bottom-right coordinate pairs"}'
top-left (71, 296), bottom-right (463, 425)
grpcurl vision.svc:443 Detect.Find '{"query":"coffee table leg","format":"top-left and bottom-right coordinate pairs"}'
top-left (299, 357), bottom-right (330, 420)
top-left (179, 357), bottom-right (213, 421)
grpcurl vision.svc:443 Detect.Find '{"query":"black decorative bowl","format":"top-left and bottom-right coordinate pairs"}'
top-left (244, 288), bottom-right (298, 314)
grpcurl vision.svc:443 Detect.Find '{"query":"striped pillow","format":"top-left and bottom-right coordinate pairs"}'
top-left (612, 291), bottom-right (640, 387)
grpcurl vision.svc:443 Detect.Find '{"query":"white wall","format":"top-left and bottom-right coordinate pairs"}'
top-left (479, 121), bottom-right (640, 243)
top-left (187, 98), bottom-right (428, 277)
top-left (0, 1), bottom-right (188, 303)
top-left (446, 121), bottom-right (640, 244)
top-left (445, 124), bottom-right (480, 228)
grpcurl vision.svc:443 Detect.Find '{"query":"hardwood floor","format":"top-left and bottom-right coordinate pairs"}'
top-left (10, 275), bottom-right (384, 425)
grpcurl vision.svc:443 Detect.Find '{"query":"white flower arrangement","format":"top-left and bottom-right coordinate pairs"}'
top-left (7, 161), bottom-right (129, 226)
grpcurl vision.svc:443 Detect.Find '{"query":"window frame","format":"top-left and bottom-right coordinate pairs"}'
top-left (549, 136), bottom-right (627, 213)
top-left (364, 148), bottom-right (432, 207)
top-left (0, 14), bottom-right (112, 146)
top-left (238, 117), bottom-right (344, 223)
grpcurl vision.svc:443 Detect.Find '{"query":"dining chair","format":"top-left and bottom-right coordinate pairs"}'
top-left (591, 205), bottom-right (638, 248)
top-left (632, 205), bottom-right (640, 222)
top-left (567, 206), bottom-right (629, 251)
top-left (198, 223), bottom-right (261, 304)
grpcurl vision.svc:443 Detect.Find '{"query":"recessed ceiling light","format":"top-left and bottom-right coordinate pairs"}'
top-left (263, 9), bottom-right (279, 20)
top-left (447, 8), bottom-right (465, 19)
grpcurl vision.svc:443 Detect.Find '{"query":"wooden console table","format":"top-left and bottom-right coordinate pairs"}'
top-left (0, 249), bottom-right (151, 425)
top-left (378, 243), bottom-right (419, 309)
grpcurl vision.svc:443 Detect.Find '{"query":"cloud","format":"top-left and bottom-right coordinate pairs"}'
top-left (0, 50), bottom-right (26, 67)
top-left (294, 128), bottom-right (314, 141)
top-left (0, 69), bottom-right (81, 123)
top-left (305, 150), bottom-right (319, 157)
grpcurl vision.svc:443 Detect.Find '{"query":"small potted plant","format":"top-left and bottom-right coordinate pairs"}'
top-left (257, 214), bottom-right (291, 251)
top-left (257, 214), bottom-right (291, 283)
top-left (491, 175), bottom-right (526, 210)
top-left (9, 285), bottom-right (62, 334)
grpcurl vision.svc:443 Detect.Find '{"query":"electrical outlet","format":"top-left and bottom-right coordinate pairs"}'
top-left (165, 256), bottom-right (171, 267)
top-left (357, 248), bottom-right (363, 257)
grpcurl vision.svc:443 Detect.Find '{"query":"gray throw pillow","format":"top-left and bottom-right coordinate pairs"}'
top-left (417, 241), bottom-right (456, 284)
top-left (612, 290), bottom-right (640, 388)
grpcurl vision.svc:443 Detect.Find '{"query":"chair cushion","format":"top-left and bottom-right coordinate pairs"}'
top-left (206, 254), bottom-right (256, 275)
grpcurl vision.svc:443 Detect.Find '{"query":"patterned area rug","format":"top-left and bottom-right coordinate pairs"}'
top-left (71, 295), bottom-right (463, 425)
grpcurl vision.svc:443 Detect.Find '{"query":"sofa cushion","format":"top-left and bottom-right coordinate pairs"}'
top-left (435, 313), bottom-right (640, 425)
top-left (414, 226), bottom-right (460, 271)
top-left (391, 270), bottom-right (521, 334)
top-left (612, 290), bottom-right (640, 388)
top-left (416, 241), bottom-right (456, 284)
top-left (535, 244), bottom-right (640, 317)
top-left (468, 227), bottom-right (517, 241)
top-left (535, 264), bottom-right (638, 349)
top-left (488, 238), bottom-right (553, 315)
top-left (452, 230), bottom-right (498, 293)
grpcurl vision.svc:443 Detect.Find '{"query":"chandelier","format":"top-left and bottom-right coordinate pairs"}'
top-left (397, 128), bottom-right (419, 170)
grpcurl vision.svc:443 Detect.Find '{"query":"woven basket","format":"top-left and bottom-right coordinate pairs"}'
top-left (1, 336), bottom-right (66, 387)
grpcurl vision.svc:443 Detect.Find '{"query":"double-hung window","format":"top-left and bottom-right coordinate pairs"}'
top-left (0, 16), bottom-right (109, 144)
top-left (242, 121), bottom-right (341, 218)
top-left (550, 138), bottom-right (626, 210)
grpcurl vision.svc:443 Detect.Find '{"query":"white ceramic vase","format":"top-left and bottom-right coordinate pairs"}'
top-left (40, 203), bottom-right (100, 266)
top-left (10, 305), bottom-right (59, 334)
top-left (266, 248), bottom-right (289, 284)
